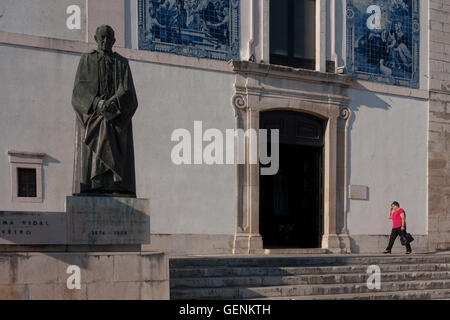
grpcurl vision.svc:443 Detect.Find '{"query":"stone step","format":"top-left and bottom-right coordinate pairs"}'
top-left (171, 271), bottom-right (450, 289)
top-left (263, 248), bottom-right (330, 255)
top-left (170, 263), bottom-right (450, 279)
top-left (170, 255), bottom-right (450, 269)
top-left (170, 279), bottom-right (450, 300)
top-left (250, 288), bottom-right (450, 300)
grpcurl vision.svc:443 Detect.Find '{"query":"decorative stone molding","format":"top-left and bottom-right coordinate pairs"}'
top-left (229, 60), bottom-right (354, 87)
top-left (8, 150), bottom-right (46, 203)
top-left (337, 106), bottom-right (352, 248)
top-left (230, 60), bottom-right (353, 254)
top-left (339, 106), bottom-right (351, 120)
top-left (232, 94), bottom-right (247, 110)
top-left (8, 150), bottom-right (46, 161)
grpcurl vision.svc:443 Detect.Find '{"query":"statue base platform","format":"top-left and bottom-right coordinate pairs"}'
top-left (0, 251), bottom-right (169, 299)
top-left (0, 197), bottom-right (166, 300)
top-left (0, 196), bottom-right (150, 246)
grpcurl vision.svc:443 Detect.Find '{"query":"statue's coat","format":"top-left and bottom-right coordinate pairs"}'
top-left (72, 50), bottom-right (138, 195)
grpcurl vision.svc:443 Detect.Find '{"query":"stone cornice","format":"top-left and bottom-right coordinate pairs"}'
top-left (229, 60), bottom-right (354, 88)
top-left (8, 150), bottom-right (46, 164)
top-left (231, 61), bottom-right (351, 107)
top-left (8, 150), bottom-right (46, 158)
top-left (234, 85), bottom-right (351, 107)
top-left (0, 31), bottom-right (232, 73)
top-left (230, 60), bottom-right (430, 100)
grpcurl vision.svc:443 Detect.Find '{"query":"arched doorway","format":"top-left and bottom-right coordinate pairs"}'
top-left (260, 110), bottom-right (324, 248)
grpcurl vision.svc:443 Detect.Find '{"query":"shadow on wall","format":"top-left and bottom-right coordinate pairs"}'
top-left (41, 154), bottom-right (61, 202)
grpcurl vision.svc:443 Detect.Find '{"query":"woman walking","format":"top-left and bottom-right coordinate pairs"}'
top-left (384, 201), bottom-right (412, 254)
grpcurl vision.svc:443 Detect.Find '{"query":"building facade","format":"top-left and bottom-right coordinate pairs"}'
top-left (0, 0), bottom-right (448, 254)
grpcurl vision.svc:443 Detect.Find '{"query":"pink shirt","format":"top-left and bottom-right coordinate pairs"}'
top-left (391, 208), bottom-right (404, 229)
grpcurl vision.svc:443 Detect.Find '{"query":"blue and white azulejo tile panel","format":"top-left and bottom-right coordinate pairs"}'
top-left (138, 0), bottom-right (240, 61)
top-left (346, 0), bottom-right (420, 88)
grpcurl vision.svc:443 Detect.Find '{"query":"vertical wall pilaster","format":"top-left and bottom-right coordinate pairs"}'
top-left (321, 112), bottom-right (341, 252)
top-left (316, 0), bottom-right (327, 72)
top-left (428, 0), bottom-right (450, 251)
top-left (232, 93), bottom-right (263, 254)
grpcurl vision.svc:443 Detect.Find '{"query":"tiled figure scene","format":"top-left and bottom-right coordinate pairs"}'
top-left (346, 0), bottom-right (420, 88)
top-left (138, 0), bottom-right (240, 61)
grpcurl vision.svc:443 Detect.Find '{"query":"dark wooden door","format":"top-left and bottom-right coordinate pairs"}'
top-left (260, 111), bottom-right (324, 248)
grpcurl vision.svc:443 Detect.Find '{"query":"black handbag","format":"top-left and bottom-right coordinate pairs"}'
top-left (400, 232), bottom-right (414, 245)
top-left (406, 233), bottom-right (414, 243)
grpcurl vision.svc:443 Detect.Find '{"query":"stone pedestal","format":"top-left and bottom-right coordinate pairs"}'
top-left (0, 197), bottom-right (151, 246)
top-left (0, 196), bottom-right (166, 300)
top-left (65, 196), bottom-right (150, 245)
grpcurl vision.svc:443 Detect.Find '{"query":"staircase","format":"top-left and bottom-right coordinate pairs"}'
top-left (170, 254), bottom-right (450, 300)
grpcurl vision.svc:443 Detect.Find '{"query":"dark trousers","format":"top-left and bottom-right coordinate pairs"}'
top-left (386, 227), bottom-right (412, 252)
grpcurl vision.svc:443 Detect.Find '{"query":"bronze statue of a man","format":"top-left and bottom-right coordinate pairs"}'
top-left (72, 25), bottom-right (138, 197)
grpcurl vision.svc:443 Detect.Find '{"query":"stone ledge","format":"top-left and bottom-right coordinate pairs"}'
top-left (230, 60), bottom-right (354, 87)
top-left (0, 31), bottom-right (232, 73)
top-left (0, 31), bottom-right (433, 99)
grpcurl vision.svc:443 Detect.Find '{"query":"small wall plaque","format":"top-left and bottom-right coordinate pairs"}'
top-left (349, 185), bottom-right (369, 200)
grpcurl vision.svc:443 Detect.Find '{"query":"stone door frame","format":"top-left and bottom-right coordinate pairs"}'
top-left (230, 61), bottom-right (353, 254)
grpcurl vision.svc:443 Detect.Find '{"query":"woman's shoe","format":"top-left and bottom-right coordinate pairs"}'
top-left (383, 250), bottom-right (391, 254)
top-left (405, 251), bottom-right (412, 254)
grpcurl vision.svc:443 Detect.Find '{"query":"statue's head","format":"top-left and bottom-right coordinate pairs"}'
top-left (94, 25), bottom-right (115, 55)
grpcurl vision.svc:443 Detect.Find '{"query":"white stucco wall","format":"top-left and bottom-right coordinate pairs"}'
top-left (131, 60), bottom-right (237, 235)
top-left (0, 44), bottom-right (237, 236)
top-left (0, 45), bottom-right (76, 212)
top-left (0, 0), bottom-right (86, 41)
top-left (346, 89), bottom-right (428, 236)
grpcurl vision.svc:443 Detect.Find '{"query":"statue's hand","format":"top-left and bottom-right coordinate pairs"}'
top-left (101, 100), bottom-right (120, 122)
top-left (105, 101), bottom-right (118, 113)
top-left (96, 99), bottom-right (106, 113)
